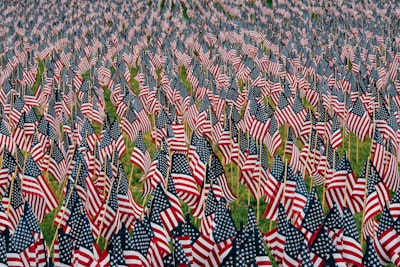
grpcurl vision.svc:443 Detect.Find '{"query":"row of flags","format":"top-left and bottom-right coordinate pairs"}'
top-left (0, 0), bottom-right (400, 266)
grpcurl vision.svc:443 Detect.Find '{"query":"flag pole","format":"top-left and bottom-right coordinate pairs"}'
top-left (50, 163), bottom-right (82, 256)
top-left (44, 139), bottom-right (55, 182)
top-left (281, 159), bottom-right (288, 205)
top-left (103, 155), bottom-right (108, 198)
top-left (236, 128), bottom-right (241, 202)
top-left (7, 164), bottom-right (21, 217)
top-left (304, 108), bottom-right (314, 191)
top-left (256, 140), bottom-right (262, 223)
top-left (343, 152), bottom-right (350, 209)
top-left (128, 162), bottom-right (135, 190)
top-left (360, 157), bottom-right (370, 249)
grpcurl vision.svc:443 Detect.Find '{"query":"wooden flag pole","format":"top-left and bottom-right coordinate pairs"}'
top-left (282, 123), bottom-right (289, 161)
top-left (236, 128), bottom-right (241, 200)
top-left (310, 126), bottom-right (319, 179)
top-left (281, 159), bottom-right (288, 205)
top-left (92, 142), bottom-right (98, 180)
top-left (321, 141), bottom-right (330, 213)
top-left (356, 135), bottom-right (359, 163)
top-left (248, 181), bottom-right (251, 206)
top-left (256, 140), bottom-right (263, 223)
top-left (50, 163), bottom-right (82, 255)
top-left (343, 152), bottom-right (350, 209)
top-left (58, 142), bottom-right (74, 191)
top-left (360, 157), bottom-right (371, 249)
top-left (103, 155), bottom-right (108, 198)
top-left (0, 144), bottom-right (5, 171)
top-left (45, 139), bottom-right (55, 182)
top-left (7, 167), bottom-right (20, 217)
top-left (304, 108), bottom-right (314, 191)
top-left (128, 163), bottom-right (135, 190)
top-left (19, 145), bottom-right (30, 191)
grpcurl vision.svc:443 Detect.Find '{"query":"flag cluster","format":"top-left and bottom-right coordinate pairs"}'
top-left (0, 0), bottom-right (399, 265)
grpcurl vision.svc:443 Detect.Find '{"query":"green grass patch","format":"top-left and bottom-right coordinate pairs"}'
top-left (129, 67), bottom-right (140, 95)
top-left (348, 58), bottom-right (353, 72)
top-left (179, 66), bottom-right (191, 93)
top-left (32, 59), bottom-right (45, 93)
top-left (181, 1), bottom-right (190, 21)
top-left (103, 87), bottom-right (117, 121)
top-left (81, 70), bottom-right (90, 80)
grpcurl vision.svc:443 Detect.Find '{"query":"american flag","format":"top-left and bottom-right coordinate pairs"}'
top-left (342, 207), bottom-right (363, 266)
top-left (143, 146), bottom-right (169, 196)
top-left (170, 153), bottom-right (199, 209)
top-left (264, 204), bottom-right (288, 264)
top-left (53, 228), bottom-right (73, 266)
top-left (263, 155), bottom-right (285, 221)
top-left (300, 188), bottom-right (325, 242)
top-left (207, 198), bottom-right (236, 267)
top-left (308, 227), bottom-right (345, 266)
top-left (95, 176), bottom-right (121, 242)
top-left (375, 206), bottom-right (400, 266)
top-left (283, 222), bottom-right (304, 267)
top-left (346, 98), bottom-right (371, 141)
top-left (70, 210), bottom-right (98, 266)
top-left (10, 203), bottom-right (47, 267)
top-left (21, 156), bottom-right (58, 222)
top-left (362, 162), bottom-right (390, 240)
top-left (130, 131), bottom-right (151, 175)
top-left (362, 237), bottom-right (381, 266)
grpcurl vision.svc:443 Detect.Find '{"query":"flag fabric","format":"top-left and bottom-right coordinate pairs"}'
top-left (21, 155), bottom-right (58, 222)
top-left (130, 131), bottom-right (151, 175)
top-left (11, 203), bottom-right (47, 266)
top-left (170, 153), bottom-right (199, 208)
top-left (0, 0), bottom-right (400, 265)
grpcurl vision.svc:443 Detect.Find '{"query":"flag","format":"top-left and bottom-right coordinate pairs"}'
top-left (264, 204), bottom-right (287, 264)
top-left (330, 113), bottom-right (343, 150)
top-left (149, 183), bottom-right (182, 237)
top-left (309, 227), bottom-right (345, 266)
top-left (342, 208), bottom-right (363, 266)
top-left (130, 131), bottom-right (151, 175)
top-left (346, 98), bottom-right (371, 140)
top-left (116, 165), bottom-right (143, 230)
top-left (375, 206), bottom-right (400, 266)
top-left (288, 93), bottom-right (307, 137)
top-left (206, 198), bottom-right (236, 266)
top-left (71, 210), bottom-right (98, 266)
top-left (300, 187), bottom-right (325, 242)
top-left (263, 155), bottom-right (285, 221)
top-left (170, 153), bottom-right (199, 208)
top-left (285, 128), bottom-right (302, 174)
top-left (362, 237), bottom-right (381, 266)
top-left (21, 156), bottom-right (58, 222)
top-left (283, 222), bottom-right (304, 267)
top-left (167, 122), bottom-right (188, 154)
top-left (109, 119), bottom-right (126, 157)
top-left (47, 139), bottom-right (67, 183)
top-left (95, 176), bottom-right (121, 242)
top-left (263, 115), bottom-right (282, 156)
top-left (127, 219), bottom-right (151, 266)
top-left (10, 202), bottom-right (47, 267)
top-left (53, 228), bottom-right (73, 266)
top-left (362, 161), bottom-right (390, 239)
